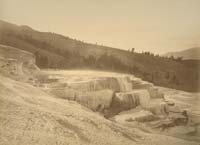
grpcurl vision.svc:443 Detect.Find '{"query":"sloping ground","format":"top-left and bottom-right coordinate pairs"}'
top-left (0, 45), bottom-right (199, 145)
top-left (164, 47), bottom-right (200, 60)
top-left (38, 70), bottom-right (200, 143)
top-left (0, 75), bottom-right (139, 145)
top-left (0, 72), bottom-right (199, 145)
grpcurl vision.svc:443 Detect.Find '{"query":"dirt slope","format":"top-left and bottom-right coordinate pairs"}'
top-left (1, 72), bottom-right (199, 145)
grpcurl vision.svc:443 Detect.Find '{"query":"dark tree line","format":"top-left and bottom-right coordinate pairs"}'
top-left (2, 32), bottom-right (183, 89)
top-left (140, 50), bottom-right (183, 62)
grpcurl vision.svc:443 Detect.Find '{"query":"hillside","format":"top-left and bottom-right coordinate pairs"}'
top-left (164, 47), bottom-right (200, 60)
top-left (0, 45), bottom-right (199, 145)
top-left (0, 20), bottom-right (199, 92)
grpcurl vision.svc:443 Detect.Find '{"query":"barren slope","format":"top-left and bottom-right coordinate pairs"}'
top-left (1, 71), bottom-right (199, 145)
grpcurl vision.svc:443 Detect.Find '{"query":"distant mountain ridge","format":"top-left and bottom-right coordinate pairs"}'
top-left (0, 19), bottom-right (199, 92)
top-left (164, 47), bottom-right (200, 60)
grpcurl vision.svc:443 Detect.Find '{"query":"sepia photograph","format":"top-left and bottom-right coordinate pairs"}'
top-left (0, 0), bottom-right (200, 145)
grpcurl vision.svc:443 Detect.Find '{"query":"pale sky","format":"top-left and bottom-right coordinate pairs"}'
top-left (0, 0), bottom-right (200, 54)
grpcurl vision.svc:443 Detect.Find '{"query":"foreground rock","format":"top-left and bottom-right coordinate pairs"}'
top-left (0, 45), bottom-right (39, 80)
top-left (39, 70), bottom-right (200, 143)
top-left (1, 72), bottom-right (199, 145)
top-left (0, 75), bottom-right (139, 145)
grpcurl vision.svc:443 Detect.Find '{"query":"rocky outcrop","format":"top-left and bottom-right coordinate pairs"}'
top-left (0, 46), bottom-right (164, 116)
top-left (41, 70), bottom-right (170, 118)
top-left (111, 91), bottom-right (140, 111)
top-left (49, 88), bottom-right (114, 112)
top-left (107, 90), bottom-right (150, 115)
top-left (1, 72), bottom-right (198, 145)
top-left (0, 45), bottom-right (39, 80)
top-left (41, 70), bottom-right (195, 141)
top-left (125, 110), bottom-right (157, 123)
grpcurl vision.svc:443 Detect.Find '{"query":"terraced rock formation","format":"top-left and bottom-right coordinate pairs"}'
top-left (0, 45), bottom-right (199, 145)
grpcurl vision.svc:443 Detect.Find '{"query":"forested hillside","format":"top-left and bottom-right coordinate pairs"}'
top-left (0, 20), bottom-right (199, 92)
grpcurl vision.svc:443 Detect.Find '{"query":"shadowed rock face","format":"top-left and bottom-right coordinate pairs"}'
top-left (107, 90), bottom-right (150, 116)
top-left (112, 91), bottom-right (141, 111)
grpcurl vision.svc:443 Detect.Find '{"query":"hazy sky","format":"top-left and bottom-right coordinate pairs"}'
top-left (0, 0), bottom-right (200, 54)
